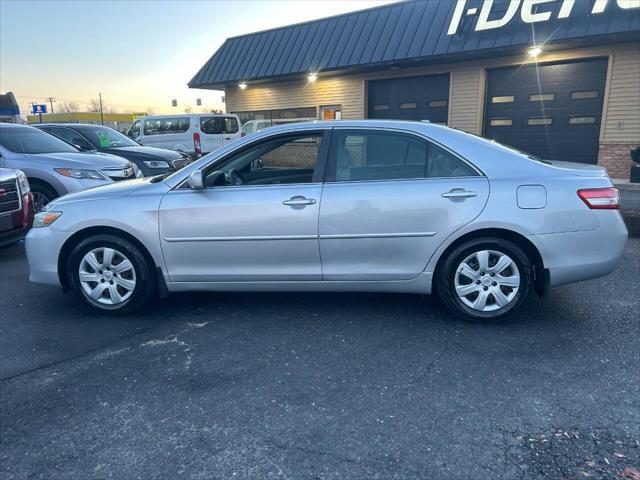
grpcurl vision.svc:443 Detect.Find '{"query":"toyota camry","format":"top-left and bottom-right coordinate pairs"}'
top-left (25, 120), bottom-right (627, 321)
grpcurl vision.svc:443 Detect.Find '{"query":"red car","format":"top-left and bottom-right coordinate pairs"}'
top-left (0, 168), bottom-right (34, 247)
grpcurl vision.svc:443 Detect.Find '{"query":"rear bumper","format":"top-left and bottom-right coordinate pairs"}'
top-left (532, 211), bottom-right (628, 287)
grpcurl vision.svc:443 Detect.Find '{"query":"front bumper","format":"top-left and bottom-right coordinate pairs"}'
top-left (25, 226), bottom-right (72, 287)
top-left (0, 193), bottom-right (34, 247)
top-left (532, 210), bottom-right (628, 287)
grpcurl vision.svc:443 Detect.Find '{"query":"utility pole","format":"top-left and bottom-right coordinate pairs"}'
top-left (98, 92), bottom-right (104, 125)
top-left (46, 97), bottom-right (56, 114)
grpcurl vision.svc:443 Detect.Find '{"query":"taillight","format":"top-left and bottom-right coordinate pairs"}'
top-left (577, 187), bottom-right (619, 210)
top-left (193, 132), bottom-right (202, 157)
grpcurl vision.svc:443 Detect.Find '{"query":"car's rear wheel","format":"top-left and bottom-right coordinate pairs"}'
top-left (67, 234), bottom-right (155, 313)
top-left (436, 237), bottom-right (533, 321)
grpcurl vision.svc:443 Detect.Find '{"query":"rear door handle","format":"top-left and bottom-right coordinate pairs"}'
top-left (283, 196), bottom-right (316, 206)
top-left (441, 189), bottom-right (477, 199)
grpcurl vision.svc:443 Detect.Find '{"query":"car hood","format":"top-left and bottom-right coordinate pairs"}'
top-left (29, 151), bottom-right (131, 168)
top-left (46, 177), bottom-right (150, 207)
top-left (106, 146), bottom-right (183, 160)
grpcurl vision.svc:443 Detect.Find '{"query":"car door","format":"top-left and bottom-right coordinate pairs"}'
top-left (318, 128), bottom-right (489, 281)
top-left (198, 116), bottom-right (224, 154)
top-left (159, 130), bottom-right (330, 282)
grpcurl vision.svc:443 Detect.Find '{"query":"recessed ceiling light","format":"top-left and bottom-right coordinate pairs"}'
top-left (238, 82), bottom-right (247, 89)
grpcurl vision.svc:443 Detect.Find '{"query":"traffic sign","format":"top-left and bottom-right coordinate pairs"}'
top-left (31, 104), bottom-right (47, 114)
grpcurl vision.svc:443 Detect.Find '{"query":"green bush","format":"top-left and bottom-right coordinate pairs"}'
top-left (631, 146), bottom-right (640, 164)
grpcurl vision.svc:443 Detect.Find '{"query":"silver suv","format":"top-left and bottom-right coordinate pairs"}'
top-left (0, 123), bottom-right (136, 211)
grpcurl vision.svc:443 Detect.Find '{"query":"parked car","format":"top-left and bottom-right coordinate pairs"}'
top-left (0, 168), bottom-right (34, 247)
top-left (25, 120), bottom-right (627, 320)
top-left (35, 124), bottom-right (192, 176)
top-left (125, 114), bottom-right (241, 158)
top-left (0, 124), bottom-right (137, 212)
top-left (241, 119), bottom-right (272, 137)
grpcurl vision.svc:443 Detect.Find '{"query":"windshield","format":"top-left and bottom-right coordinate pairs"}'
top-left (82, 126), bottom-right (139, 148)
top-left (0, 127), bottom-right (79, 154)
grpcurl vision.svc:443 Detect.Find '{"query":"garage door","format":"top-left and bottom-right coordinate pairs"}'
top-left (368, 74), bottom-right (449, 123)
top-left (484, 59), bottom-right (608, 164)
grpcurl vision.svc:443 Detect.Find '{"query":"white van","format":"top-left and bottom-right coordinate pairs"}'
top-left (126, 114), bottom-right (242, 158)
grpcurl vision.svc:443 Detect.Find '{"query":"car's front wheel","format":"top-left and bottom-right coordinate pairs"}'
top-left (436, 237), bottom-right (533, 321)
top-left (67, 234), bottom-right (155, 313)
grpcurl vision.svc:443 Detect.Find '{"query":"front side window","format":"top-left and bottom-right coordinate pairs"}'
top-left (329, 130), bottom-right (477, 182)
top-left (46, 127), bottom-right (93, 150)
top-left (143, 117), bottom-right (190, 135)
top-left (203, 133), bottom-right (323, 187)
top-left (0, 127), bottom-right (79, 154)
top-left (128, 120), bottom-right (141, 138)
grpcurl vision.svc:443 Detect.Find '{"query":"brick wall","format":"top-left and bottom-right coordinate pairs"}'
top-left (597, 143), bottom-right (638, 179)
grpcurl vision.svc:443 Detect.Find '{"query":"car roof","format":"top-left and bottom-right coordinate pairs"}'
top-left (140, 113), bottom-right (237, 119)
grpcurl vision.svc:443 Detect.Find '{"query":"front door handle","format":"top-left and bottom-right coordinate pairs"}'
top-left (441, 189), bottom-right (477, 199)
top-left (283, 196), bottom-right (316, 206)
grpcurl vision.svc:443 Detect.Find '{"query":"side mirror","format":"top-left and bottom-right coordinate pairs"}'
top-left (187, 170), bottom-right (205, 190)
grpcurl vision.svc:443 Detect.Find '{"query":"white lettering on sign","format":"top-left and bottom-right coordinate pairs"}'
top-left (447, 0), bottom-right (640, 35)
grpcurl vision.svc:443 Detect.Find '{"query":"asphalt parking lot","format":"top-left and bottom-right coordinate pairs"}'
top-left (1, 239), bottom-right (639, 480)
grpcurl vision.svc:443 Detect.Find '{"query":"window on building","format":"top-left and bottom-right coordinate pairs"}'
top-left (569, 116), bottom-right (596, 124)
top-left (528, 118), bottom-right (553, 126)
top-left (329, 130), bottom-right (477, 182)
top-left (491, 96), bottom-right (514, 103)
top-left (429, 100), bottom-right (448, 108)
top-left (320, 105), bottom-right (341, 120)
top-left (489, 118), bottom-right (513, 126)
top-left (143, 117), bottom-right (190, 135)
top-left (400, 102), bottom-right (417, 109)
top-left (234, 107), bottom-right (317, 125)
top-left (530, 93), bottom-right (555, 102)
top-left (571, 90), bottom-right (599, 100)
top-left (373, 104), bottom-right (389, 111)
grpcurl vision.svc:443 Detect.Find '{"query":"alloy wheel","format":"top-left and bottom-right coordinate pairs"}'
top-left (454, 250), bottom-right (520, 312)
top-left (32, 191), bottom-right (50, 213)
top-left (78, 247), bottom-right (137, 305)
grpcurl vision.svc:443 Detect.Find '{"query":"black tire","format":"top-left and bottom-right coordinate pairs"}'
top-left (30, 182), bottom-right (57, 213)
top-left (436, 237), bottom-right (533, 322)
top-left (67, 234), bottom-right (156, 313)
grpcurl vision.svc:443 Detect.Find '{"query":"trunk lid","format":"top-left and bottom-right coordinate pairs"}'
top-left (546, 160), bottom-right (608, 178)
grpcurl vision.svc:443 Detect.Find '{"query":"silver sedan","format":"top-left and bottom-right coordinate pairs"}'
top-left (25, 120), bottom-right (627, 321)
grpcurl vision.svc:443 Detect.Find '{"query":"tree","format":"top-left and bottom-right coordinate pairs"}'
top-left (87, 98), bottom-right (117, 114)
top-left (58, 101), bottom-right (80, 113)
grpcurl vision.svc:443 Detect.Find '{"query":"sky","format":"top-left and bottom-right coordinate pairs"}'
top-left (0, 0), bottom-right (397, 116)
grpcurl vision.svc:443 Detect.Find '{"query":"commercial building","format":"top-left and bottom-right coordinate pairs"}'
top-left (26, 112), bottom-right (135, 132)
top-left (190, 0), bottom-right (640, 178)
top-left (0, 92), bottom-right (20, 123)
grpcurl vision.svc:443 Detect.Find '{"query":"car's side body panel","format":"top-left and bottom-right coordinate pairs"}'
top-left (318, 176), bottom-right (489, 280)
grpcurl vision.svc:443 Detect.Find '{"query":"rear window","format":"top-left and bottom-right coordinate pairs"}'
top-left (200, 116), bottom-right (239, 135)
top-left (143, 117), bottom-right (190, 136)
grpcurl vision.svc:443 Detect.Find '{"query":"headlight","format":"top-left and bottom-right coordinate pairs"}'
top-left (16, 170), bottom-right (30, 194)
top-left (54, 168), bottom-right (105, 180)
top-left (33, 211), bottom-right (62, 228)
top-left (143, 160), bottom-right (170, 169)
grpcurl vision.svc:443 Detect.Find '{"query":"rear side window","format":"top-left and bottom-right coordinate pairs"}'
top-left (143, 117), bottom-right (190, 136)
top-left (330, 130), bottom-right (477, 182)
top-left (200, 116), bottom-right (239, 135)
